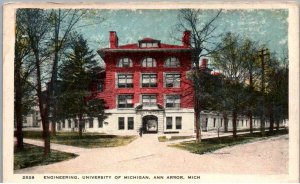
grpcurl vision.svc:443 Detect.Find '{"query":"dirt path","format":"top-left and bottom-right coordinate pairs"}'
top-left (15, 134), bottom-right (288, 175)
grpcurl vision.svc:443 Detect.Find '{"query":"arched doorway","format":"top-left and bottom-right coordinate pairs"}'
top-left (142, 115), bottom-right (158, 133)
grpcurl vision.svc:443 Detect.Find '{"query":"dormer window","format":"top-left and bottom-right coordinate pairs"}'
top-left (117, 58), bottom-right (132, 67)
top-left (141, 57), bottom-right (157, 67)
top-left (140, 42), bottom-right (159, 48)
top-left (138, 38), bottom-right (160, 48)
top-left (165, 57), bottom-right (180, 68)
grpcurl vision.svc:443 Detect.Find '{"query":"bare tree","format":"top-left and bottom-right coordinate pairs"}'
top-left (14, 13), bottom-right (32, 150)
top-left (17, 9), bottom-right (52, 155)
top-left (48, 9), bottom-right (90, 136)
top-left (174, 9), bottom-right (222, 142)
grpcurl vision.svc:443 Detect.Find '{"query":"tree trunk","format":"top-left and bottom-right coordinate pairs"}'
top-left (34, 50), bottom-right (51, 156)
top-left (41, 115), bottom-right (51, 156)
top-left (51, 121), bottom-right (56, 136)
top-left (232, 111), bottom-right (237, 138)
top-left (249, 111), bottom-right (253, 134)
top-left (79, 114), bottom-right (83, 137)
top-left (249, 67), bottom-right (254, 134)
top-left (268, 105), bottom-right (274, 135)
top-left (276, 119), bottom-right (280, 132)
top-left (194, 100), bottom-right (201, 143)
top-left (49, 12), bottom-right (60, 137)
top-left (15, 60), bottom-right (24, 150)
top-left (223, 113), bottom-right (228, 132)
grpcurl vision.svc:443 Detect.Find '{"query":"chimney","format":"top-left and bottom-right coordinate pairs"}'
top-left (109, 31), bottom-right (118, 49)
top-left (182, 30), bottom-right (191, 47)
top-left (200, 58), bottom-right (208, 69)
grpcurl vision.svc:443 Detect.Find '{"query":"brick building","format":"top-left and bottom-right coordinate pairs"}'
top-left (47, 31), bottom-right (286, 134)
top-left (91, 31), bottom-right (196, 134)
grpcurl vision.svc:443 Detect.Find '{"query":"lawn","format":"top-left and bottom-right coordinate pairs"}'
top-left (14, 144), bottom-right (77, 170)
top-left (169, 129), bottom-right (288, 155)
top-left (23, 131), bottom-right (137, 148)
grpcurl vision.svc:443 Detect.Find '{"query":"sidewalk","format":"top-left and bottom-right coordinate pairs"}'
top-left (23, 138), bottom-right (89, 154)
top-left (23, 128), bottom-right (286, 153)
top-left (162, 128), bottom-right (287, 144)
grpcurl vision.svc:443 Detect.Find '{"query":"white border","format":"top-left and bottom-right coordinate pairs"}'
top-left (3, 2), bottom-right (299, 182)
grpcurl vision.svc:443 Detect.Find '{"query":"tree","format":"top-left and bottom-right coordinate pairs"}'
top-left (59, 34), bottom-right (106, 137)
top-left (211, 32), bottom-right (251, 138)
top-left (240, 39), bottom-right (261, 134)
top-left (48, 9), bottom-right (93, 136)
top-left (14, 12), bottom-right (32, 150)
top-left (16, 9), bottom-right (105, 155)
top-left (17, 9), bottom-right (53, 156)
top-left (175, 9), bottom-right (222, 142)
top-left (264, 54), bottom-right (288, 134)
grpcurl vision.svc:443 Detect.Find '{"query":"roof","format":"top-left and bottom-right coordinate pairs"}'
top-left (117, 43), bottom-right (188, 49)
top-left (138, 37), bottom-right (159, 42)
top-left (98, 40), bottom-right (192, 57)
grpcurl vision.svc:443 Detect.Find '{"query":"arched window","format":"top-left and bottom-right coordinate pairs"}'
top-left (117, 58), bottom-right (133, 67)
top-left (141, 57), bottom-right (156, 67)
top-left (164, 57), bottom-right (180, 68)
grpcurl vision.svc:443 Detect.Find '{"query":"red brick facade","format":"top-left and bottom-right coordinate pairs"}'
top-left (93, 31), bottom-right (195, 110)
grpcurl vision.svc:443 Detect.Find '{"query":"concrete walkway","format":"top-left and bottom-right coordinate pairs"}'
top-left (23, 138), bottom-right (89, 154)
top-left (16, 132), bottom-right (288, 175)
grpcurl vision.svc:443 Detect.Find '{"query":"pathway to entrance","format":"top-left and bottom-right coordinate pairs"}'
top-left (16, 133), bottom-right (288, 175)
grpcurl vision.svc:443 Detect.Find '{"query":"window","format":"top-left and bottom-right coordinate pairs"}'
top-left (213, 118), bottom-right (216, 127)
top-left (142, 74), bottom-right (157, 87)
top-left (117, 74), bottom-right (133, 88)
top-left (165, 74), bottom-right (180, 88)
top-left (118, 95), bottom-right (134, 108)
top-left (221, 118), bottom-right (223, 127)
top-left (205, 118), bottom-right (208, 128)
top-left (242, 120), bottom-right (244, 127)
top-left (165, 57), bottom-right (180, 67)
top-left (62, 121), bottom-right (65, 128)
top-left (89, 118), bottom-right (93, 128)
top-left (142, 58), bottom-right (156, 67)
top-left (117, 58), bottom-right (132, 67)
top-left (140, 42), bottom-right (159, 48)
top-left (68, 119), bottom-right (72, 128)
top-left (165, 95), bottom-right (180, 108)
top-left (128, 117), bottom-right (134, 130)
top-left (118, 117), bottom-right (125, 130)
top-left (246, 120), bottom-right (248, 127)
top-left (166, 117), bottom-right (172, 129)
top-left (176, 117), bottom-right (182, 129)
top-left (142, 95), bottom-right (157, 107)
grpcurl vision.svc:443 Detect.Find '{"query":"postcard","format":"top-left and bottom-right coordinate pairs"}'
top-left (2, 1), bottom-right (299, 183)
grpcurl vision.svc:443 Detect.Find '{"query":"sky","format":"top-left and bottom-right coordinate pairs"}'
top-left (76, 9), bottom-right (288, 65)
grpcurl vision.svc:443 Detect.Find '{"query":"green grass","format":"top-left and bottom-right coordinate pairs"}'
top-left (14, 144), bottom-right (77, 170)
top-left (23, 131), bottom-right (137, 148)
top-left (229, 126), bottom-right (287, 133)
top-left (158, 135), bottom-right (194, 142)
top-left (170, 129), bottom-right (288, 155)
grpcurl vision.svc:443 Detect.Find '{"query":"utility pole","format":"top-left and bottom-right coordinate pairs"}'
top-left (258, 48), bottom-right (269, 136)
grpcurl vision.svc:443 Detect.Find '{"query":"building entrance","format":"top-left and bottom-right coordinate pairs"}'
top-left (142, 115), bottom-right (158, 133)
